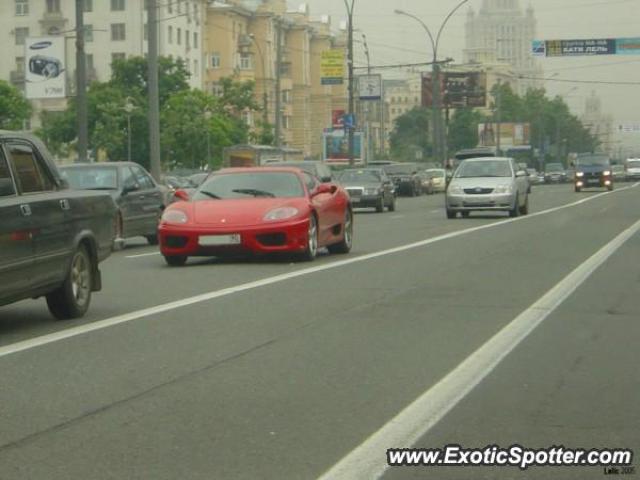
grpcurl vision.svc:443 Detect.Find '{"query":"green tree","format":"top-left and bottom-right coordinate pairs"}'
top-left (389, 107), bottom-right (431, 162)
top-left (448, 108), bottom-right (486, 152)
top-left (0, 80), bottom-right (32, 130)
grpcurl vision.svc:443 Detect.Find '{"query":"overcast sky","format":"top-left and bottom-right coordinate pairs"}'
top-left (290, 0), bottom-right (640, 154)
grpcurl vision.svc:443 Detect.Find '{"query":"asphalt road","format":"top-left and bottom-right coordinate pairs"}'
top-left (0, 183), bottom-right (638, 479)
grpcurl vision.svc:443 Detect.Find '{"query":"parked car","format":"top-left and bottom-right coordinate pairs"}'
top-left (263, 161), bottom-right (334, 183)
top-left (526, 168), bottom-right (541, 185)
top-left (337, 168), bottom-right (396, 212)
top-left (383, 163), bottom-right (423, 196)
top-left (573, 153), bottom-right (613, 192)
top-left (415, 170), bottom-right (435, 195)
top-left (425, 169), bottom-right (447, 193)
top-left (544, 163), bottom-right (568, 183)
top-left (59, 162), bottom-right (165, 246)
top-left (0, 131), bottom-right (116, 319)
top-left (446, 157), bottom-right (530, 218)
top-left (159, 167), bottom-right (353, 266)
top-left (625, 158), bottom-right (640, 182)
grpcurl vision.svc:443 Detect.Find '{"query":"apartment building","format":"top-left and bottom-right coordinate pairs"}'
top-left (0, 0), bottom-right (206, 126)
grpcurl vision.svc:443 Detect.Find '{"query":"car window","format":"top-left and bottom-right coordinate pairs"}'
top-left (60, 166), bottom-right (118, 190)
top-left (7, 144), bottom-right (54, 194)
top-left (131, 166), bottom-right (155, 190)
top-left (0, 149), bottom-right (17, 197)
top-left (122, 167), bottom-right (137, 190)
top-left (302, 172), bottom-right (319, 192)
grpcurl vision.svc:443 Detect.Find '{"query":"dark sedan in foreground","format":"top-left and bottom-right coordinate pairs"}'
top-left (338, 168), bottom-right (396, 212)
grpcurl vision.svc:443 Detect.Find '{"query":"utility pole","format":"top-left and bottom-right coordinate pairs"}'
top-left (274, 19), bottom-right (282, 147)
top-left (495, 78), bottom-right (502, 156)
top-left (75, 0), bottom-right (88, 163)
top-left (148, 0), bottom-right (161, 181)
top-left (345, 0), bottom-right (356, 166)
top-left (362, 33), bottom-right (371, 164)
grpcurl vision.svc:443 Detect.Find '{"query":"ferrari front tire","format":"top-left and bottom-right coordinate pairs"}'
top-left (299, 215), bottom-right (318, 261)
top-left (164, 255), bottom-right (187, 267)
top-left (328, 209), bottom-right (353, 255)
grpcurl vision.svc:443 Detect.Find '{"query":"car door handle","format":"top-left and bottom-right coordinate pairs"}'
top-left (20, 204), bottom-right (32, 217)
top-left (60, 199), bottom-right (71, 211)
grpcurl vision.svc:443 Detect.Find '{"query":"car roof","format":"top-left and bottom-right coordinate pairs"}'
top-left (218, 167), bottom-right (306, 175)
top-left (58, 161), bottom-right (137, 168)
top-left (461, 157), bottom-right (513, 163)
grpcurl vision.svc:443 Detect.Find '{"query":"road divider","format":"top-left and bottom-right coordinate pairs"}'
top-left (0, 183), bottom-right (637, 359)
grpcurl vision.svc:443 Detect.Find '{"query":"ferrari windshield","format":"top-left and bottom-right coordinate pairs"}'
top-left (339, 170), bottom-right (381, 183)
top-left (193, 172), bottom-right (305, 200)
top-left (455, 160), bottom-right (513, 178)
top-left (60, 166), bottom-right (119, 190)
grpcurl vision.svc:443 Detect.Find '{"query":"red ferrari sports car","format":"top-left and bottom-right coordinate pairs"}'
top-left (158, 167), bottom-right (353, 266)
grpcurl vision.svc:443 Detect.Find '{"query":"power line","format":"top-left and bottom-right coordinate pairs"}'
top-left (517, 75), bottom-right (640, 86)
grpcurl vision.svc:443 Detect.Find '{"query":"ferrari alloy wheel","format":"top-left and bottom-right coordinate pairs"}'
top-left (46, 245), bottom-right (93, 320)
top-left (328, 209), bottom-right (353, 254)
top-left (300, 215), bottom-right (318, 261)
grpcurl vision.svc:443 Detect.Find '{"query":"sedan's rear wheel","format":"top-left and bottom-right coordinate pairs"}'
top-left (328, 209), bottom-right (353, 254)
top-left (46, 245), bottom-right (93, 320)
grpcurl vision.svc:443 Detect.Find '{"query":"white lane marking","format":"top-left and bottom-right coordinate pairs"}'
top-left (319, 217), bottom-right (640, 480)
top-left (429, 209), bottom-right (441, 214)
top-left (125, 252), bottom-right (161, 259)
top-left (0, 183), bottom-right (636, 359)
top-left (389, 215), bottom-right (405, 220)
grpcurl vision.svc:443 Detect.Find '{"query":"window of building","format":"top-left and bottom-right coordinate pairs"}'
top-left (86, 54), bottom-right (94, 71)
top-left (238, 53), bottom-right (252, 70)
top-left (283, 116), bottom-right (291, 130)
top-left (193, 32), bottom-right (198, 48)
top-left (16, 57), bottom-right (25, 73)
top-left (144, 23), bottom-right (148, 41)
top-left (15, 0), bottom-right (29, 16)
top-left (84, 25), bottom-right (93, 42)
top-left (111, 23), bottom-right (126, 41)
top-left (112, 52), bottom-right (126, 63)
top-left (167, 1), bottom-right (172, 13)
top-left (282, 90), bottom-right (291, 104)
top-left (83, 0), bottom-right (92, 12)
top-left (211, 83), bottom-right (223, 97)
top-left (46, 0), bottom-right (60, 13)
top-left (15, 27), bottom-right (29, 45)
top-left (186, 30), bottom-right (190, 48)
top-left (241, 110), bottom-right (252, 126)
top-left (177, 28), bottom-right (181, 45)
top-left (211, 53), bottom-right (220, 68)
top-left (111, 0), bottom-right (125, 11)
top-left (193, 59), bottom-right (198, 76)
top-left (168, 25), bottom-right (173, 44)
top-left (177, 0), bottom-right (181, 14)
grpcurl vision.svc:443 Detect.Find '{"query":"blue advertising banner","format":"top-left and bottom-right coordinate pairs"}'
top-left (532, 37), bottom-right (640, 57)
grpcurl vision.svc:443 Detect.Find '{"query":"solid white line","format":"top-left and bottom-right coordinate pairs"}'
top-left (319, 217), bottom-right (640, 480)
top-left (389, 215), bottom-right (405, 219)
top-left (0, 184), bottom-right (636, 360)
top-left (125, 252), bottom-right (161, 259)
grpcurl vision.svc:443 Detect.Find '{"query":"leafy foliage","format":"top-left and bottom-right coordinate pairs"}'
top-left (0, 81), bottom-right (32, 130)
top-left (389, 107), bottom-right (432, 161)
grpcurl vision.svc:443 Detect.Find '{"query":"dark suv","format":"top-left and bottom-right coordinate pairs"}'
top-left (383, 163), bottom-right (423, 196)
top-left (574, 154), bottom-right (613, 192)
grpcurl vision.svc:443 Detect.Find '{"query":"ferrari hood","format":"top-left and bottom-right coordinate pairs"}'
top-left (191, 198), bottom-right (307, 226)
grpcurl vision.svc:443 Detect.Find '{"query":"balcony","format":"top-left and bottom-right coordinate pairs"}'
top-left (10, 70), bottom-right (25, 85)
top-left (40, 10), bottom-right (68, 35)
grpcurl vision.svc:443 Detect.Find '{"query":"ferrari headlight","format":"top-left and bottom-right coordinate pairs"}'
top-left (264, 207), bottom-right (299, 221)
top-left (494, 185), bottom-right (513, 194)
top-left (161, 209), bottom-right (188, 224)
top-left (575, 172), bottom-right (584, 178)
top-left (448, 185), bottom-right (463, 194)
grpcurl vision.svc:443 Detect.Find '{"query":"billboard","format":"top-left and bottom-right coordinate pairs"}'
top-left (357, 74), bottom-right (382, 100)
top-left (478, 123), bottom-right (531, 148)
top-left (532, 37), bottom-right (640, 57)
top-left (321, 49), bottom-right (345, 85)
top-left (422, 72), bottom-right (487, 108)
top-left (332, 109), bottom-right (346, 129)
top-left (323, 130), bottom-right (363, 162)
top-left (25, 37), bottom-right (66, 99)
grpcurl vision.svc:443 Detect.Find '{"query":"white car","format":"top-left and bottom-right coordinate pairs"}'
top-left (446, 157), bottom-right (530, 219)
top-left (425, 169), bottom-right (447, 193)
top-left (625, 158), bottom-right (640, 182)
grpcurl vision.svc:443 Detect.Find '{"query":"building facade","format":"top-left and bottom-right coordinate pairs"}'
top-left (580, 91), bottom-right (614, 156)
top-left (463, 0), bottom-right (542, 94)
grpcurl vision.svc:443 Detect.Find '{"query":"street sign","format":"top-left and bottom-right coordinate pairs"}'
top-left (357, 74), bottom-right (382, 100)
top-left (443, 72), bottom-right (487, 108)
top-left (478, 123), bottom-right (531, 148)
top-left (332, 109), bottom-right (346, 129)
top-left (323, 131), bottom-right (363, 162)
top-left (321, 49), bottom-right (345, 85)
top-left (532, 37), bottom-right (640, 57)
top-left (25, 37), bottom-right (66, 99)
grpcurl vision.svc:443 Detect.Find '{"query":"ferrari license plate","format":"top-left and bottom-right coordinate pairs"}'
top-left (199, 234), bottom-right (241, 246)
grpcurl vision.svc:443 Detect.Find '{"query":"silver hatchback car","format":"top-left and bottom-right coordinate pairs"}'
top-left (445, 157), bottom-right (530, 218)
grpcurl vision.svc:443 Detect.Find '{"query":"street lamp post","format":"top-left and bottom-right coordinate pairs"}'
top-left (395, 0), bottom-right (470, 166)
top-left (204, 110), bottom-right (212, 168)
top-left (361, 32), bottom-right (372, 164)
top-left (344, 0), bottom-right (356, 166)
top-left (123, 97), bottom-right (136, 163)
